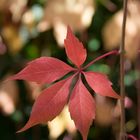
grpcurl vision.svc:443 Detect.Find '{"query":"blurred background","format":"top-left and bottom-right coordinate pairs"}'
top-left (0, 0), bottom-right (139, 139)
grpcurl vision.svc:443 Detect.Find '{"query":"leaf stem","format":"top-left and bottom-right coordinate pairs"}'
top-left (83, 50), bottom-right (119, 70)
top-left (119, 0), bottom-right (128, 140)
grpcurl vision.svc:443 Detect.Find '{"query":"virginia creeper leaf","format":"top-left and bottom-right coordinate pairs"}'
top-left (17, 76), bottom-right (74, 132)
top-left (10, 57), bottom-right (74, 84)
top-left (10, 26), bottom-right (120, 140)
top-left (69, 77), bottom-right (95, 140)
top-left (83, 71), bottom-right (121, 99)
top-left (64, 26), bottom-right (87, 68)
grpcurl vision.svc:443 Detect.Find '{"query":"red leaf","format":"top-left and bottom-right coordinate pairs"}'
top-left (69, 77), bottom-right (95, 140)
top-left (10, 57), bottom-right (74, 84)
top-left (83, 71), bottom-right (121, 99)
top-left (127, 134), bottom-right (138, 140)
top-left (64, 26), bottom-right (87, 68)
top-left (17, 76), bottom-right (74, 132)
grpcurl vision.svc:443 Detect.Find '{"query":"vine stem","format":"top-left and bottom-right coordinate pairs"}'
top-left (119, 0), bottom-right (128, 140)
top-left (82, 50), bottom-right (118, 70)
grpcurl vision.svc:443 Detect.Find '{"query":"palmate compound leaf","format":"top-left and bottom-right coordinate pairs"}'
top-left (83, 71), bottom-right (121, 99)
top-left (69, 76), bottom-right (95, 140)
top-left (64, 26), bottom-right (87, 68)
top-left (9, 57), bottom-right (75, 84)
top-left (9, 26), bottom-right (121, 140)
top-left (17, 75), bottom-right (74, 132)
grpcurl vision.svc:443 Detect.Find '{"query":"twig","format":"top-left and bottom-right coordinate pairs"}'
top-left (83, 50), bottom-right (118, 70)
top-left (119, 0), bottom-right (128, 140)
top-left (134, 58), bottom-right (140, 140)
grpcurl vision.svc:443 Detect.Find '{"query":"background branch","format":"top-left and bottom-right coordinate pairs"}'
top-left (119, 0), bottom-right (128, 140)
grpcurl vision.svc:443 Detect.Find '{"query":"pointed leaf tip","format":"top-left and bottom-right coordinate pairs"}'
top-left (9, 57), bottom-right (74, 84)
top-left (69, 77), bottom-right (95, 140)
top-left (64, 26), bottom-right (87, 68)
top-left (17, 76), bottom-right (74, 132)
top-left (83, 71), bottom-right (121, 99)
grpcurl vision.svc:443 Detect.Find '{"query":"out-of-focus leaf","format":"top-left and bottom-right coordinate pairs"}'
top-left (126, 120), bottom-right (137, 132)
top-left (2, 25), bottom-right (23, 54)
top-left (0, 36), bottom-right (7, 55)
top-left (0, 76), bottom-right (19, 115)
top-left (87, 63), bottom-right (110, 74)
top-left (37, 0), bottom-right (95, 46)
top-left (48, 106), bottom-right (76, 139)
top-left (88, 39), bottom-right (100, 52)
top-left (102, 0), bottom-right (140, 60)
top-left (124, 70), bottom-right (140, 86)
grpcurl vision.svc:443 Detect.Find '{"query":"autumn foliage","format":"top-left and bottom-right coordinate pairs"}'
top-left (10, 26), bottom-right (120, 140)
